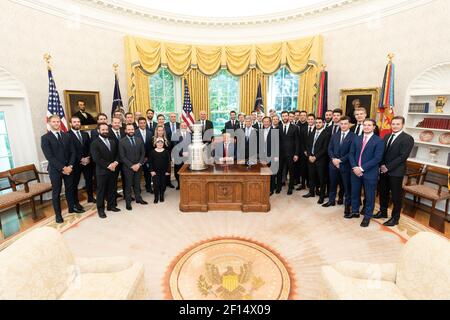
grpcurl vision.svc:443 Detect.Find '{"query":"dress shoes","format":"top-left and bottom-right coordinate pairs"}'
top-left (176, 186), bottom-right (180, 190)
top-left (360, 217), bottom-right (371, 228)
top-left (302, 193), bottom-right (315, 198)
top-left (71, 208), bottom-right (85, 214)
top-left (287, 189), bottom-right (293, 195)
top-left (270, 191), bottom-right (274, 196)
top-left (160, 194), bottom-right (165, 202)
top-left (344, 205), bottom-right (351, 215)
top-left (55, 215), bottom-right (64, 224)
top-left (337, 198), bottom-right (344, 205)
top-left (107, 207), bottom-right (121, 212)
top-left (345, 213), bottom-right (360, 219)
top-left (317, 198), bottom-right (324, 205)
top-left (115, 193), bottom-right (122, 198)
top-left (137, 200), bottom-right (148, 205)
top-left (322, 201), bottom-right (335, 208)
top-left (275, 189), bottom-right (281, 194)
top-left (153, 198), bottom-right (159, 204)
top-left (98, 211), bottom-right (107, 219)
top-left (167, 183), bottom-right (175, 189)
top-left (360, 206), bottom-right (366, 215)
top-left (88, 197), bottom-right (96, 203)
top-left (383, 218), bottom-right (399, 227)
top-left (126, 203), bottom-right (132, 211)
top-left (373, 211), bottom-right (388, 219)
top-left (131, 196), bottom-right (135, 202)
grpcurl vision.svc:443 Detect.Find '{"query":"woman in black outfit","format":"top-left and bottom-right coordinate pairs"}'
top-left (149, 138), bottom-right (171, 203)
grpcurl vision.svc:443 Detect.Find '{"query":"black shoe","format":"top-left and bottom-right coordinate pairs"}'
top-left (360, 217), bottom-right (371, 227)
top-left (88, 197), bottom-right (96, 203)
top-left (176, 186), bottom-right (180, 190)
top-left (275, 189), bottom-right (281, 194)
top-left (345, 213), bottom-right (360, 219)
top-left (303, 193), bottom-right (315, 198)
top-left (131, 196), bottom-right (135, 202)
top-left (55, 216), bottom-right (64, 224)
top-left (126, 203), bottom-right (132, 211)
top-left (168, 183), bottom-right (175, 189)
top-left (107, 207), bottom-right (121, 212)
top-left (317, 198), bottom-right (324, 205)
top-left (137, 200), bottom-right (148, 205)
top-left (360, 206), bottom-right (366, 215)
top-left (287, 189), bottom-right (293, 195)
top-left (344, 205), bottom-right (351, 215)
top-left (160, 194), bottom-right (165, 202)
top-left (71, 208), bottom-right (85, 214)
top-left (322, 201), bottom-right (335, 208)
top-left (270, 191), bottom-right (274, 196)
top-left (337, 198), bottom-right (344, 205)
top-left (154, 197), bottom-right (159, 204)
top-left (383, 218), bottom-right (399, 227)
top-left (373, 211), bottom-right (388, 219)
top-left (75, 204), bottom-right (84, 210)
top-left (98, 212), bottom-right (107, 219)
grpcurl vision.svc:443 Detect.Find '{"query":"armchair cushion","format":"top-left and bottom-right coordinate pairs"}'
top-left (332, 261), bottom-right (397, 282)
top-left (402, 184), bottom-right (450, 200)
top-left (75, 257), bottom-right (133, 274)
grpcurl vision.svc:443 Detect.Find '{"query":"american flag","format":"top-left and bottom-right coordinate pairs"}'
top-left (46, 70), bottom-right (68, 132)
top-left (182, 79), bottom-right (195, 126)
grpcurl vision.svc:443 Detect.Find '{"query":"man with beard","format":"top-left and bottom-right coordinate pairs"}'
top-left (90, 113), bottom-right (108, 141)
top-left (73, 100), bottom-right (97, 126)
top-left (146, 109), bottom-right (157, 132)
top-left (90, 123), bottom-right (120, 218)
top-left (119, 124), bottom-right (148, 210)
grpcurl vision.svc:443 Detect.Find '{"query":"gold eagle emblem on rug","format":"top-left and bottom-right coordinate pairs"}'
top-left (197, 262), bottom-right (265, 300)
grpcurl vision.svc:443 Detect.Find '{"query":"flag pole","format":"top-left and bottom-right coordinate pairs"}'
top-left (113, 63), bottom-right (119, 76)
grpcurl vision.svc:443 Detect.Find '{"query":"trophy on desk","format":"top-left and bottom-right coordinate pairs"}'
top-left (188, 123), bottom-right (207, 170)
top-left (435, 96), bottom-right (448, 113)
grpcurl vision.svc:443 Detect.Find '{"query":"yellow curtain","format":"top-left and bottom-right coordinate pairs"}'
top-left (298, 65), bottom-right (319, 113)
top-left (239, 68), bottom-right (268, 115)
top-left (129, 67), bottom-right (150, 114)
top-left (182, 69), bottom-right (210, 120)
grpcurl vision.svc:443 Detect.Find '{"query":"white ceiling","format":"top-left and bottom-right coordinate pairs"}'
top-left (113, 0), bottom-right (334, 18)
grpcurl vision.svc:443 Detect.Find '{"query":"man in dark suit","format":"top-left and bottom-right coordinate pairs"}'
top-left (259, 116), bottom-right (278, 195)
top-left (303, 118), bottom-right (330, 203)
top-left (135, 117), bottom-right (154, 193)
top-left (276, 111), bottom-right (299, 195)
top-left (237, 113), bottom-right (246, 130)
top-left (119, 124), bottom-right (148, 210)
top-left (324, 110), bottom-right (333, 129)
top-left (124, 112), bottom-right (136, 129)
top-left (349, 119), bottom-right (384, 227)
top-left (146, 109), bottom-right (158, 132)
top-left (199, 110), bottom-right (214, 143)
top-left (72, 100), bottom-right (97, 126)
top-left (90, 113), bottom-right (108, 141)
top-left (351, 107), bottom-right (380, 137)
top-left (41, 115), bottom-right (78, 223)
top-left (236, 116), bottom-right (259, 165)
top-left (108, 116), bottom-right (126, 203)
top-left (253, 112), bottom-right (264, 130)
top-left (90, 123), bottom-right (121, 218)
top-left (68, 116), bottom-right (95, 211)
top-left (375, 116), bottom-right (414, 226)
top-left (172, 122), bottom-right (191, 189)
top-left (323, 116), bottom-right (355, 214)
top-left (325, 108), bottom-right (344, 203)
top-left (213, 132), bottom-right (237, 163)
top-left (164, 113), bottom-right (180, 146)
top-left (224, 110), bottom-right (238, 133)
top-left (298, 113), bottom-right (315, 191)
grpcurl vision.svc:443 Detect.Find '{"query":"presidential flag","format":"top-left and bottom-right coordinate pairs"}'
top-left (46, 70), bottom-right (67, 132)
top-left (378, 60), bottom-right (395, 138)
top-left (182, 79), bottom-right (195, 126)
top-left (111, 73), bottom-right (125, 118)
top-left (253, 80), bottom-right (264, 113)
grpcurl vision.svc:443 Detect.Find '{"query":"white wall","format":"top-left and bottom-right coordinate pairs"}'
top-left (0, 0), bottom-right (449, 165)
top-left (0, 0), bottom-right (127, 162)
top-left (324, 0), bottom-right (450, 114)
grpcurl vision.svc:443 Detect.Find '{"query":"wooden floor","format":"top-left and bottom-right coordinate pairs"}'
top-left (1, 190), bottom-right (449, 242)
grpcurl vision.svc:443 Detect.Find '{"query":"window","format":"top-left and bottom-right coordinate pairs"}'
top-left (209, 69), bottom-right (239, 132)
top-left (0, 112), bottom-right (13, 171)
top-left (269, 67), bottom-right (299, 113)
top-left (149, 68), bottom-right (181, 121)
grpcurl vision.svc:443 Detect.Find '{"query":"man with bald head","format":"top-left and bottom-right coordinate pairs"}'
top-left (164, 112), bottom-right (180, 144)
top-left (198, 110), bottom-right (214, 143)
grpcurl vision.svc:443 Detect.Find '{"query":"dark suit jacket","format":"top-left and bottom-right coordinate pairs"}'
top-left (73, 110), bottom-right (97, 126)
top-left (300, 126), bottom-right (315, 156)
top-left (108, 127), bottom-right (126, 145)
top-left (90, 137), bottom-right (119, 176)
top-left (326, 123), bottom-right (341, 136)
top-left (199, 120), bottom-right (214, 133)
top-left (134, 128), bottom-right (154, 158)
top-left (235, 127), bottom-right (259, 162)
top-left (279, 123), bottom-right (300, 158)
top-left (90, 128), bottom-right (100, 141)
top-left (146, 120), bottom-right (158, 132)
top-left (351, 123), bottom-right (380, 136)
top-left (349, 134), bottom-right (384, 180)
top-left (306, 129), bottom-right (330, 163)
top-left (381, 132), bottom-right (414, 177)
top-left (328, 131), bottom-right (356, 172)
top-left (164, 122), bottom-right (180, 142)
top-left (119, 136), bottom-right (146, 170)
top-left (67, 130), bottom-right (91, 164)
top-left (224, 120), bottom-right (239, 132)
top-left (252, 122), bottom-right (263, 131)
top-left (41, 131), bottom-right (76, 173)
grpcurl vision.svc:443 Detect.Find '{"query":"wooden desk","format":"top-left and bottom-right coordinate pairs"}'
top-left (179, 163), bottom-right (271, 212)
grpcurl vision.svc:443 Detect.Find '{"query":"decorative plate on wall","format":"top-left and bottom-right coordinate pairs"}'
top-left (439, 132), bottom-right (450, 145)
top-left (419, 130), bottom-right (434, 142)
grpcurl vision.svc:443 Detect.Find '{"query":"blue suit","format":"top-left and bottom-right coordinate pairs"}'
top-left (349, 134), bottom-right (384, 218)
top-left (328, 130), bottom-right (355, 206)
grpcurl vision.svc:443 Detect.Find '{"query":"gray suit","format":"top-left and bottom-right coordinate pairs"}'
top-left (119, 136), bottom-right (145, 204)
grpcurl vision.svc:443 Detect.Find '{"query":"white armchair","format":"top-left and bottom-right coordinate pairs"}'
top-left (0, 227), bottom-right (147, 300)
top-left (321, 232), bottom-right (450, 300)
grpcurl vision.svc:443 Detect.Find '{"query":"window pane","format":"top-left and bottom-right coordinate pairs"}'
top-left (0, 112), bottom-right (13, 171)
top-left (271, 67), bottom-right (299, 114)
top-left (149, 68), bottom-right (176, 117)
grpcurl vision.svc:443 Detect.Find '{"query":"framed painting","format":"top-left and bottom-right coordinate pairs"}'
top-left (340, 87), bottom-right (380, 122)
top-left (64, 90), bottom-right (101, 130)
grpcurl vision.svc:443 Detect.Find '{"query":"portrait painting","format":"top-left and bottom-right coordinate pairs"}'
top-left (340, 88), bottom-right (380, 123)
top-left (64, 90), bottom-right (101, 130)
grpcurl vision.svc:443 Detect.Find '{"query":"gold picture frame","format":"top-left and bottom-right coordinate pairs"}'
top-left (340, 87), bottom-right (380, 121)
top-left (64, 90), bottom-right (101, 131)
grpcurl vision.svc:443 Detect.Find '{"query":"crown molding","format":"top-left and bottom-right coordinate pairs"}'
top-left (10, 0), bottom-right (436, 44)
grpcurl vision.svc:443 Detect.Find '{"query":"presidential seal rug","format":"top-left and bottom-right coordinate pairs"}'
top-left (164, 237), bottom-right (295, 300)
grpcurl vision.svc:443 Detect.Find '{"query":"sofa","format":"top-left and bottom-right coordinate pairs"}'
top-left (321, 232), bottom-right (450, 300)
top-left (0, 227), bottom-right (147, 300)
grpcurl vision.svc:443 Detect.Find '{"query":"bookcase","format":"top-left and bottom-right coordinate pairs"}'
top-left (404, 62), bottom-right (450, 170)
